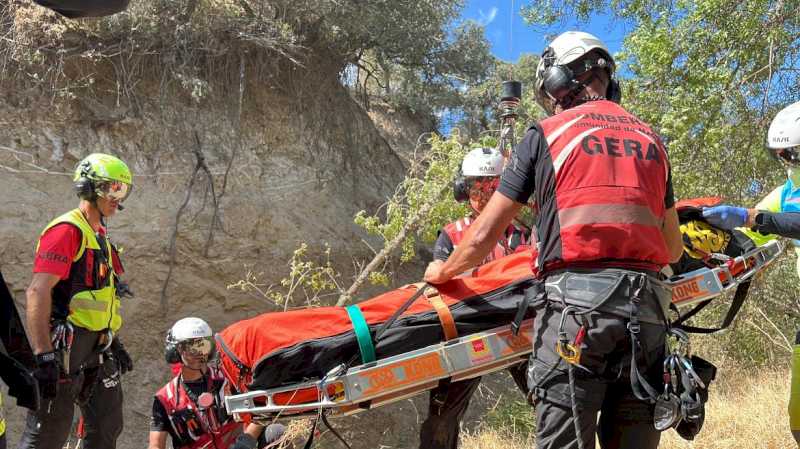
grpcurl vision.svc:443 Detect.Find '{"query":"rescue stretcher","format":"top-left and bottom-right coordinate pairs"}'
top-left (223, 240), bottom-right (785, 422)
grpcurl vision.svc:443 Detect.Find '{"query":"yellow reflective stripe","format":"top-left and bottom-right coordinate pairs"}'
top-left (559, 203), bottom-right (660, 228)
top-left (0, 392), bottom-right (5, 436)
top-left (70, 296), bottom-right (110, 312)
top-left (68, 286), bottom-right (120, 331)
top-left (756, 185), bottom-right (783, 212)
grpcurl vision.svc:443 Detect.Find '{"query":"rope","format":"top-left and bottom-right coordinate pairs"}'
top-left (567, 362), bottom-right (585, 449)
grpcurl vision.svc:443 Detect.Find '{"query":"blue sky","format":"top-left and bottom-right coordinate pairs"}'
top-left (460, 0), bottom-right (631, 63)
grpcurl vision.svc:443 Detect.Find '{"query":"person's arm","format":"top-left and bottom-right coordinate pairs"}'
top-left (660, 162), bottom-right (683, 263)
top-left (244, 423), bottom-right (264, 439)
top-left (149, 398), bottom-right (170, 449)
top-left (147, 431), bottom-right (168, 449)
top-left (229, 423), bottom-right (271, 449)
top-left (747, 210), bottom-right (800, 239)
top-left (424, 127), bottom-right (541, 284)
top-left (28, 223), bottom-right (80, 354)
top-left (432, 231), bottom-right (454, 262)
top-left (25, 273), bottom-right (60, 354)
top-left (662, 207), bottom-right (684, 263)
top-left (425, 194), bottom-right (524, 283)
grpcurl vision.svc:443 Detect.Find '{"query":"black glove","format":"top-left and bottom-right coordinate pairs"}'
top-left (0, 351), bottom-right (40, 411)
top-left (115, 279), bottom-right (134, 299)
top-left (110, 338), bottom-right (133, 375)
top-left (229, 433), bottom-right (258, 449)
top-left (33, 351), bottom-right (59, 400)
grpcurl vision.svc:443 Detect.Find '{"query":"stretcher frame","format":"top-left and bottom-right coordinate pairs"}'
top-left (225, 240), bottom-right (785, 421)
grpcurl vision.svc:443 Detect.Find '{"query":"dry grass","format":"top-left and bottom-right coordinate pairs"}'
top-left (461, 367), bottom-right (795, 449)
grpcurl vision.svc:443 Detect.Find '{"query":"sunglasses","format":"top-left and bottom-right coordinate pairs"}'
top-left (774, 146), bottom-right (800, 166)
top-left (96, 181), bottom-right (131, 202)
top-left (468, 177), bottom-right (500, 194)
top-left (177, 337), bottom-right (214, 358)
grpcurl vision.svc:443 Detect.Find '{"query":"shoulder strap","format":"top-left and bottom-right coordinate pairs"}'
top-left (673, 281), bottom-right (751, 334)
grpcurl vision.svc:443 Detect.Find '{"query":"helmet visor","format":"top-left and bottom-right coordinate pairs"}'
top-left (177, 337), bottom-right (214, 358)
top-left (96, 180), bottom-right (131, 202)
top-left (774, 146), bottom-right (800, 167)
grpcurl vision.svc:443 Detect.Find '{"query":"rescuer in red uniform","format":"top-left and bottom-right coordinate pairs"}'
top-left (424, 31), bottom-right (684, 449)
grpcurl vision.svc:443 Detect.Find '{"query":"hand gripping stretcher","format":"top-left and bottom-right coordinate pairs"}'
top-left (222, 240), bottom-right (784, 422)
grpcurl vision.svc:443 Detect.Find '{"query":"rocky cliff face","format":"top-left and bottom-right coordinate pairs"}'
top-left (0, 9), bottom-right (524, 447)
top-left (0, 50), bottom-right (440, 444)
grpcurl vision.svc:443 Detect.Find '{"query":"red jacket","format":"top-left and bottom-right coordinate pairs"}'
top-left (154, 367), bottom-right (241, 449)
top-left (536, 100), bottom-right (670, 272)
top-left (443, 216), bottom-right (531, 263)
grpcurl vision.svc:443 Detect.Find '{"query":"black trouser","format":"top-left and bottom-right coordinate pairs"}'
top-left (529, 270), bottom-right (667, 449)
top-left (1, 431), bottom-right (6, 449)
top-left (17, 327), bottom-right (123, 449)
top-left (418, 363), bottom-right (529, 449)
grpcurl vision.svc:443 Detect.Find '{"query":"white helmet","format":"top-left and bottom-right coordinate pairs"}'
top-left (171, 317), bottom-right (212, 340)
top-left (165, 317), bottom-right (215, 364)
top-left (535, 31), bottom-right (618, 114)
top-left (461, 147), bottom-right (504, 177)
top-left (768, 101), bottom-right (800, 149)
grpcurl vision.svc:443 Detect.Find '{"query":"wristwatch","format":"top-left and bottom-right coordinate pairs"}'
top-left (35, 351), bottom-right (56, 365)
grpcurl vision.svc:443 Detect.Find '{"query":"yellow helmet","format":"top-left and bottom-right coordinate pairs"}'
top-left (680, 220), bottom-right (730, 259)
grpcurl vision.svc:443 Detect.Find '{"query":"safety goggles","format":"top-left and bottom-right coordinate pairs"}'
top-left (467, 176), bottom-right (500, 195)
top-left (773, 146), bottom-right (800, 166)
top-left (95, 180), bottom-right (131, 202)
top-left (177, 337), bottom-right (214, 358)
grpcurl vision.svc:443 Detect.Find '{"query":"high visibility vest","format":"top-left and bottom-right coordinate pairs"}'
top-left (443, 216), bottom-right (531, 263)
top-left (38, 209), bottom-right (122, 332)
top-left (0, 392), bottom-right (5, 437)
top-left (154, 367), bottom-right (241, 449)
top-left (534, 100), bottom-right (671, 273)
top-left (791, 331), bottom-right (800, 444)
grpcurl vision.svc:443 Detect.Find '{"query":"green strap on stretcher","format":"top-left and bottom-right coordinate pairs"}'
top-left (346, 304), bottom-right (376, 364)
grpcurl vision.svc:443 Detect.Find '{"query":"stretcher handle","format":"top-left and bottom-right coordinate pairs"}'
top-left (373, 283), bottom-right (432, 343)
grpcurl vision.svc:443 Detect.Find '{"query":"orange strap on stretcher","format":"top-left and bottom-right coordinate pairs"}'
top-left (427, 295), bottom-right (458, 341)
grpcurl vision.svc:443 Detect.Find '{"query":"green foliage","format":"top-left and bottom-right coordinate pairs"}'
top-left (3, 0), bottom-right (490, 111)
top-left (486, 398), bottom-right (536, 437)
top-left (354, 134), bottom-right (470, 262)
top-left (353, 19), bottom-right (497, 121)
top-left (228, 243), bottom-right (341, 309)
top-left (454, 53), bottom-right (548, 139)
top-left (520, 0), bottom-right (800, 362)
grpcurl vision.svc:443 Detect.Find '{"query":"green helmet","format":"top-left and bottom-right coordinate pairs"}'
top-left (73, 153), bottom-right (133, 201)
